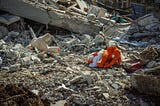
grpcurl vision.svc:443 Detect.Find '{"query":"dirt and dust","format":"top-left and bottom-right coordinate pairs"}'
top-left (0, 12), bottom-right (160, 106)
top-left (0, 84), bottom-right (50, 106)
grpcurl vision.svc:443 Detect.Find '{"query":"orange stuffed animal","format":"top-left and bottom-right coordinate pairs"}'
top-left (103, 46), bottom-right (121, 68)
top-left (88, 46), bottom-right (122, 68)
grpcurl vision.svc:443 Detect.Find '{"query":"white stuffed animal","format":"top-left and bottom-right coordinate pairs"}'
top-left (89, 49), bottom-right (104, 68)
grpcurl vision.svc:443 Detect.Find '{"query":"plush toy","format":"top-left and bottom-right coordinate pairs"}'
top-left (87, 49), bottom-right (104, 68)
top-left (87, 46), bottom-right (122, 68)
top-left (98, 46), bottom-right (122, 68)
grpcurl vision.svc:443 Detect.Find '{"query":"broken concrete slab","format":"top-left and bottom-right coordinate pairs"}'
top-left (0, 0), bottom-right (101, 35)
top-left (132, 74), bottom-right (160, 96)
top-left (29, 33), bottom-right (60, 53)
top-left (0, 14), bottom-right (20, 25)
top-left (137, 14), bottom-right (160, 27)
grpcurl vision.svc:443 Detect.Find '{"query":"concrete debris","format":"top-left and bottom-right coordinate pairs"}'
top-left (52, 100), bottom-right (66, 106)
top-left (21, 57), bottom-right (32, 67)
top-left (31, 55), bottom-right (41, 63)
top-left (67, 94), bottom-right (86, 105)
top-left (8, 31), bottom-right (20, 38)
top-left (0, 0), bottom-right (101, 35)
top-left (0, 1), bottom-right (160, 106)
top-left (55, 84), bottom-right (75, 93)
top-left (0, 26), bottom-right (8, 39)
top-left (137, 14), bottom-right (160, 27)
top-left (31, 89), bottom-right (39, 95)
top-left (141, 66), bottom-right (160, 75)
top-left (111, 83), bottom-right (120, 90)
top-left (29, 33), bottom-right (60, 53)
top-left (0, 14), bottom-right (20, 25)
top-left (0, 57), bottom-right (2, 65)
top-left (0, 84), bottom-right (48, 106)
top-left (67, 76), bottom-right (83, 85)
top-left (146, 61), bottom-right (160, 68)
top-left (9, 64), bottom-right (21, 72)
top-left (94, 31), bottom-right (105, 46)
top-left (88, 5), bottom-right (107, 19)
top-left (132, 74), bottom-right (160, 96)
top-left (0, 40), bottom-right (39, 69)
top-left (87, 13), bottom-right (96, 21)
top-left (139, 46), bottom-right (159, 63)
top-left (103, 93), bottom-right (109, 99)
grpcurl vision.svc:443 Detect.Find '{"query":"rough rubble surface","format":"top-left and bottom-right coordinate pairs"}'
top-left (0, 84), bottom-right (50, 106)
top-left (0, 14), bottom-right (160, 106)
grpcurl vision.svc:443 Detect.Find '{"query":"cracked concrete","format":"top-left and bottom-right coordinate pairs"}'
top-left (0, 0), bottom-right (102, 35)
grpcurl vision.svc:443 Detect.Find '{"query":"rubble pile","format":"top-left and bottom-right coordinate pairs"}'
top-left (0, 53), bottom-right (134, 105)
top-left (0, 84), bottom-right (50, 106)
top-left (0, 0), bottom-right (160, 106)
top-left (126, 14), bottom-right (160, 47)
top-left (0, 40), bottom-right (41, 72)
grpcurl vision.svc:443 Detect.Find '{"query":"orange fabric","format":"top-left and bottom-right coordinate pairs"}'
top-left (97, 46), bottom-right (122, 68)
top-left (104, 49), bottom-right (121, 68)
top-left (97, 50), bottom-right (108, 67)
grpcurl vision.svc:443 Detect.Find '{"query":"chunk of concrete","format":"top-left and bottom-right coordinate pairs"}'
top-left (0, 0), bottom-right (101, 35)
top-left (0, 26), bottom-right (8, 39)
top-left (132, 74), bottom-right (160, 96)
top-left (0, 14), bottom-right (20, 25)
top-left (137, 14), bottom-right (159, 26)
top-left (30, 33), bottom-right (60, 53)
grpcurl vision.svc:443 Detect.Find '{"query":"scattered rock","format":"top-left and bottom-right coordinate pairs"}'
top-left (80, 71), bottom-right (93, 85)
top-left (111, 83), bottom-right (120, 90)
top-left (21, 57), bottom-right (31, 66)
top-left (0, 57), bottom-right (2, 66)
top-left (69, 94), bottom-right (86, 105)
top-left (31, 89), bottom-right (39, 95)
top-left (8, 31), bottom-right (20, 38)
top-left (52, 100), bottom-right (66, 106)
top-left (146, 61), bottom-right (156, 68)
top-left (0, 84), bottom-right (47, 106)
top-left (43, 58), bottom-right (54, 63)
top-left (31, 55), bottom-right (41, 63)
top-left (137, 14), bottom-right (159, 27)
top-left (9, 64), bottom-right (21, 72)
top-left (94, 32), bottom-right (105, 46)
top-left (68, 76), bottom-right (83, 85)
top-left (0, 26), bottom-right (8, 39)
top-left (132, 74), bottom-right (160, 96)
top-left (1, 66), bottom-right (10, 71)
top-left (55, 84), bottom-right (75, 93)
top-left (102, 93), bottom-right (109, 99)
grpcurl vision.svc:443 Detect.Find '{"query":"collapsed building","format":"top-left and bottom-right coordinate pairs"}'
top-left (0, 0), bottom-right (160, 106)
top-left (0, 0), bottom-right (103, 35)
